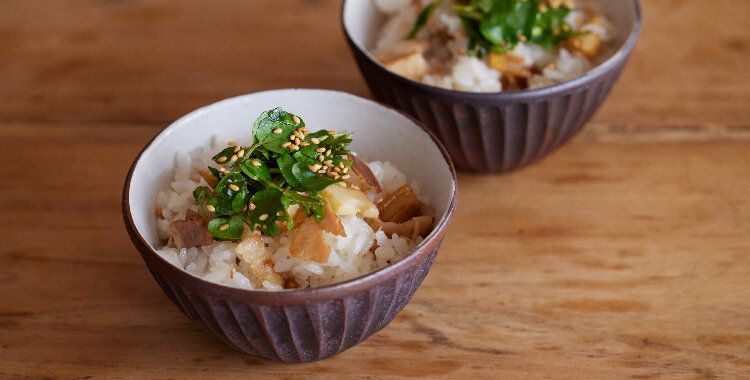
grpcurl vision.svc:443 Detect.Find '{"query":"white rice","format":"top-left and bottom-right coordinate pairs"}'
top-left (155, 141), bottom-right (425, 290)
top-left (372, 0), bottom-right (614, 92)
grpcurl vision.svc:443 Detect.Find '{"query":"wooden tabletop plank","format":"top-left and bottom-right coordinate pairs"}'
top-left (0, 1), bottom-right (748, 126)
top-left (1, 122), bottom-right (748, 378)
top-left (1, 0), bottom-right (749, 377)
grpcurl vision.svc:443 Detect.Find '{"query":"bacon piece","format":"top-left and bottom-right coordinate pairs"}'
top-left (348, 155), bottom-right (381, 193)
top-left (289, 204), bottom-right (345, 263)
top-left (376, 184), bottom-right (421, 223)
top-left (368, 215), bottom-right (433, 241)
top-left (236, 230), bottom-right (285, 288)
top-left (169, 209), bottom-right (214, 249)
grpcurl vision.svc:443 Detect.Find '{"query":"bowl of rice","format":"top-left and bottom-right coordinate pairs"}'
top-left (342, 0), bottom-right (641, 172)
top-left (122, 89), bottom-right (456, 362)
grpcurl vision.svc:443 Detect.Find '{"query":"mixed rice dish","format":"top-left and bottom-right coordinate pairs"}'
top-left (155, 108), bottom-right (434, 290)
top-left (371, 0), bottom-right (614, 92)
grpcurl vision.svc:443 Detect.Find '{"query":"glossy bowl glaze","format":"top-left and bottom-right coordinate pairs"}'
top-left (342, 0), bottom-right (641, 173)
top-left (123, 89), bottom-right (457, 362)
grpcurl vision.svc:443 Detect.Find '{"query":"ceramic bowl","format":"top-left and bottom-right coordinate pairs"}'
top-left (342, 0), bottom-right (642, 173)
top-left (122, 89), bottom-right (457, 362)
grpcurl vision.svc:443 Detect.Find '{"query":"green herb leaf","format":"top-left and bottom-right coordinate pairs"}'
top-left (445, 0), bottom-right (577, 57)
top-left (252, 108), bottom-right (304, 153)
top-left (208, 214), bottom-right (244, 239)
top-left (407, 1), bottom-right (441, 39)
top-left (276, 153), bottom-right (299, 188)
top-left (208, 172), bottom-right (248, 215)
top-left (212, 146), bottom-right (237, 164)
top-left (239, 159), bottom-right (272, 182)
top-left (292, 161), bottom-right (338, 192)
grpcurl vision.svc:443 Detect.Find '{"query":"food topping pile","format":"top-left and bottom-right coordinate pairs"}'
top-left (158, 108), bottom-right (434, 289)
top-left (372, 0), bottom-right (612, 92)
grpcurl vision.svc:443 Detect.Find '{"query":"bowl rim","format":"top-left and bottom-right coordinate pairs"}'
top-left (122, 88), bottom-right (458, 305)
top-left (341, 0), bottom-right (642, 100)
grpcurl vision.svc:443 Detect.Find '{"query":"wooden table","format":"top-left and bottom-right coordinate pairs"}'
top-left (1, 1), bottom-right (748, 378)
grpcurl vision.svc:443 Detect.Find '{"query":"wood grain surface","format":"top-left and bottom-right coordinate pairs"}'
top-left (1, 1), bottom-right (748, 379)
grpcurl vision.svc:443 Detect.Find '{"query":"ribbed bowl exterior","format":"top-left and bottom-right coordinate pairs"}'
top-left (352, 53), bottom-right (626, 173)
top-left (130, 235), bottom-right (441, 363)
top-left (349, 48), bottom-right (627, 173)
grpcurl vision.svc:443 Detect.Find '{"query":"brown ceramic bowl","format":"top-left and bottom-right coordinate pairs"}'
top-left (342, 0), bottom-right (642, 173)
top-left (122, 89), bottom-right (456, 363)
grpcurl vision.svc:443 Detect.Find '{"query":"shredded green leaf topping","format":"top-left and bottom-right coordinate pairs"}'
top-left (193, 107), bottom-right (353, 239)
top-left (408, 0), bottom-right (580, 56)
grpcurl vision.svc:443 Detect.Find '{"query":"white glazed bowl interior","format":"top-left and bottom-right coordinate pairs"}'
top-left (128, 89), bottom-right (456, 254)
top-left (343, 0), bottom-right (640, 83)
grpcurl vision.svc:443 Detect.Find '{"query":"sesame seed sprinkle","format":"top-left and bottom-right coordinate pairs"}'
top-left (206, 205), bottom-right (216, 212)
top-left (310, 138), bottom-right (320, 144)
top-left (341, 174), bottom-right (351, 180)
top-left (289, 135), bottom-right (296, 141)
top-left (259, 214), bottom-right (269, 221)
top-left (327, 131), bottom-right (336, 135)
top-left (219, 223), bottom-right (229, 231)
top-left (292, 115), bottom-right (301, 125)
top-left (281, 142), bottom-right (292, 148)
top-left (251, 160), bottom-right (261, 167)
top-left (273, 128), bottom-right (283, 134)
top-left (300, 142), bottom-right (310, 146)
top-left (316, 147), bottom-right (326, 153)
top-left (217, 156), bottom-right (228, 163)
top-left (229, 184), bottom-right (240, 191)
top-left (230, 155), bottom-right (238, 162)
top-left (317, 155), bottom-right (325, 162)
top-left (237, 149), bottom-right (246, 158)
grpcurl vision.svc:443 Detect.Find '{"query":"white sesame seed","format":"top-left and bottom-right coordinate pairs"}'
top-left (248, 201), bottom-right (255, 210)
top-left (351, 185), bottom-right (360, 191)
top-left (295, 138), bottom-right (301, 145)
top-left (341, 174), bottom-right (350, 180)
top-left (323, 160), bottom-right (333, 165)
top-left (228, 141), bottom-right (238, 147)
top-left (230, 155), bottom-right (238, 162)
top-left (217, 156), bottom-right (227, 163)
top-left (334, 174), bottom-right (340, 180)
top-left (229, 184), bottom-right (240, 191)
top-left (281, 142), bottom-right (292, 148)
top-left (273, 128), bottom-right (283, 134)
top-left (337, 182), bottom-right (347, 188)
top-left (307, 165), bottom-right (317, 172)
top-left (237, 149), bottom-right (246, 158)
top-left (251, 160), bottom-right (261, 167)
top-left (312, 164), bottom-right (322, 171)
top-left (219, 224), bottom-right (229, 231)
top-left (327, 131), bottom-right (336, 135)
top-left (300, 142), bottom-right (310, 146)
top-left (316, 147), bottom-right (326, 153)
top-left (292, 115), bottom-right (301, 124)
top-left (325, 149), bottom-right (331, 156)
top-left (317, 169), bottom-right (326, 174)
top-left (234, 146), bottom-right (241, 153)
top-left (317, 155), bottom-right (325, 162)
top-left (206, 205), bottom-right (216, 212)
top-left (310, 138), bottom-right (320, 144)
top-left (342, 167), bottom-right (349, 174)
top-left (289, 135), bottom-right (296, 141)
top-left (258, 214), bottom-right (268, 221)
top-left (289, 144), bottom-right (299, 150)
